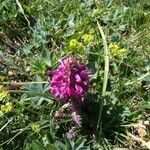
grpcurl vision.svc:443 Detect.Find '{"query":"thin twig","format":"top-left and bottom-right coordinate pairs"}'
top-left (7, 127), bottom-right (29, 145)
top-left (0, 117), bottom-right (13, 132)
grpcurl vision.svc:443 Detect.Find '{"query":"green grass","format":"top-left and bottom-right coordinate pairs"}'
top-left (0, 0), bottom-right (150, 149)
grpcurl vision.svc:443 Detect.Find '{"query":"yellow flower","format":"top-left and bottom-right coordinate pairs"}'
top-left (1, 102), bottom-right (13, 113)
top-left (31, 124), bottom-right (40, 133)
top-left (0, 91), bottom-right (9, 101)
top-left (0, 85), bottom-right (9, 101)
top-left (82, 34), bottom-right (94, 45)
top-left (109, 43), bottom-right (120, 50)
top-left (5, 102), bottom-right (13, 112)
top-left (69, 39), bottom-right (84, 52)
top-left (69, 39), bottom-right (77, 48)
top-left (109, 43), bottom-right (127, 58)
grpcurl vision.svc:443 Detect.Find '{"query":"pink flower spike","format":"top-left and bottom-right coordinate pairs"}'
top-left (67, 129), bottom-right (77, 139)
top-left (71, 111), bottom-right (82, 127)
top-left (47, 56), bottom-right (91, 101)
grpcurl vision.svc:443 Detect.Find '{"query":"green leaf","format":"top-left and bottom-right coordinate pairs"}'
top-left (42, 49), bottom-right (51, 67)
top-left (46, 144), bottom-right (58, 150)
top-left (28, 141), bottom-right (46, 150)
top-left (46, 132), bottom-right (54, 144)
top-left (21, 75), bottom-right (53, 105)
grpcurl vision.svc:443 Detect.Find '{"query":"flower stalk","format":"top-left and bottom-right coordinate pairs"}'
top-left (96, 21), bottom-right (109, 136)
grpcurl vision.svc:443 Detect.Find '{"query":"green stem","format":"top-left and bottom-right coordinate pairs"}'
top-left (1, 81), bottom-right (48, 85)
top-left (96, 21), bottom-right (109, 136)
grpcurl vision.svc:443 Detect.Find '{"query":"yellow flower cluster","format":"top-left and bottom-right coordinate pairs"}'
top-left (69, 39), bottom-right (84, 52)
top-left (69, 33), bottom-right (94, 52)
top-left (0, 91), bottom-right (9, 101)
top-left (0, 85), bottom-right (12, 117)
top-left (0, 85), bottom-right (9, 101)
top-left (31, 124), bottom-right (40, 133)
top-left (1, 102), bottom-right (13, 113)
top-left (0, 102), bottom-right (13, 117)
top-left (68, 32), bottom-right (94, 54)
top-left (109, 43), bottom-right (127, 58)
top-left (82, 34), bottom-right (94, 45)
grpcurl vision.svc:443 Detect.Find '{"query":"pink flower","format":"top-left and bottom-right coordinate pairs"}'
top-left (67, 128), bottom-right (77, 139)
top-left (48, 56), bottom-right (91, 101)
top-left (71, 111), bottom-right (82, 127)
